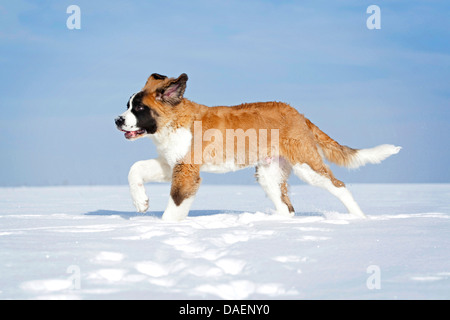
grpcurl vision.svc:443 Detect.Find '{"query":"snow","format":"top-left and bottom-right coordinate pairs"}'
top-left (0, 183), bottom-right (449, 300)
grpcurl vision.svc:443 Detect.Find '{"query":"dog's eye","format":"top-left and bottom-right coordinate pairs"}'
top-left (135, 105), bottom-right (145, 112)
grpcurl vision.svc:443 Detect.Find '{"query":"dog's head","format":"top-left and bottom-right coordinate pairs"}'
top-left (115, 73), bottom-right (188, 140)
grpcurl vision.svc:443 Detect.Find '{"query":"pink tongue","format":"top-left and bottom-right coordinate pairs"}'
top-left (125, 131), bottom-right (138, 139)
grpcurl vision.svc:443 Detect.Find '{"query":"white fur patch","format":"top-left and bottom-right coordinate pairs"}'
top-left (293, 163), bottom-right (366, 218)
top-left (349, 144), bottom-right (401, 169)
top-left (128, 158), bottom-right (171, 184)
top-left (128, 158), bottom-right (172, 213)
top-left (151, 126), bottom-right (193, 168)
top-left (119, 93), bottom-right (138, 130)
top-left (256, 161), bottom-right (293, 217)
top-left (200, 162), bottom-right (244, 173)
top-left (162, 197), bottom-right (195, 221)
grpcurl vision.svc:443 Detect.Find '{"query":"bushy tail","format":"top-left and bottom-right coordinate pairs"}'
top-left (305, 118), bottom-right (401, 169)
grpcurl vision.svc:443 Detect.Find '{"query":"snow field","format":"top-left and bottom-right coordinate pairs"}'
top-left (0, 184), bottom-right (449, 299)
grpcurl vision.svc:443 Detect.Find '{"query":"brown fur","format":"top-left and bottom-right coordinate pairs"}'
top-left (305, 118), bottom-right (357, 167)
top-left (170, 163), bottom-right (201, 206)
top-left (280, 181), bottom-right (295, 213)
top-left (139, 73), bottom-right (356, 207)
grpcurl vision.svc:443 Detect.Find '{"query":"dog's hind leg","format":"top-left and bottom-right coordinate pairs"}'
top-left (292, 163), bottom-right (366, 218)
top-left (256, 157), bottom-right (295, 217)
top-left (282, 137), bottom-right (365, 218)
top-left (128, 158), bottom-right (171, 213)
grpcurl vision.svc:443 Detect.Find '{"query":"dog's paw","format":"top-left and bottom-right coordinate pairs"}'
top-left (276, 210), bottom-right (295, 218)
top-left (134, 198), bottom-right (149, 213)
top-left (130, 184), bottom-right (149, 213)
top-left (161, 197), bottom-right (193, 221)
top-left (273, 205), bottom-right (295, 218)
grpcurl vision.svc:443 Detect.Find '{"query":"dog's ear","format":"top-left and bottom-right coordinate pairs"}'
top-left (150, 73), bottom-right (167, 80)
top-left (155, 73), bottom-right (188, 106)
top-left (143, 73), bottom-right (168, 91)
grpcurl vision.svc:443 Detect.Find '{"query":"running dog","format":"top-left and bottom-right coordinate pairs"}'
top-left (115, 73), bottom-right (400, 221)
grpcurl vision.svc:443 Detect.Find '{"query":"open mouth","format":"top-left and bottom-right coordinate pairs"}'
top-left (120, 128), bottom-right (147, 139)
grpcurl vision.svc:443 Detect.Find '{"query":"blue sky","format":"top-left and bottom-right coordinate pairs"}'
top-left (0, 0), bottom-right (449, 186)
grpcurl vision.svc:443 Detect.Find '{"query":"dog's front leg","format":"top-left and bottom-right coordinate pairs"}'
top-left (128, 158), bottom-right (171, 213)
top-left (162, 163), bottom-right (201, 221)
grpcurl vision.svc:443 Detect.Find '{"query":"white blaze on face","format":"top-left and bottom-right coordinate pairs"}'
top-left (120, 93), bottom-right (138, 131)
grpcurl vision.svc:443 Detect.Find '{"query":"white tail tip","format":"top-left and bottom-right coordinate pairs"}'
top-left (349, 144), bottom-right (401, 169)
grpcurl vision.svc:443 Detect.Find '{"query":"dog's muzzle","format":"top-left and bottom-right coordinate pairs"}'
top-left (115, 116), bottom-right (125, 128)
top-left (115, 116), bottom-right (147, 139)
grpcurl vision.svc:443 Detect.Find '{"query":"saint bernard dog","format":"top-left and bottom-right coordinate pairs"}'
top-left (115, 73), bottom-right (401, 221)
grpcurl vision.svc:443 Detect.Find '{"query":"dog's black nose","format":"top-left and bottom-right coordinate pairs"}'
top-left (115, 116), bottom-right (124, 127)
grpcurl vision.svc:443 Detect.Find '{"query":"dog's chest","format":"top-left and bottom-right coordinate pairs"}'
top-left (151, 126), bottom-right (192, 167)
